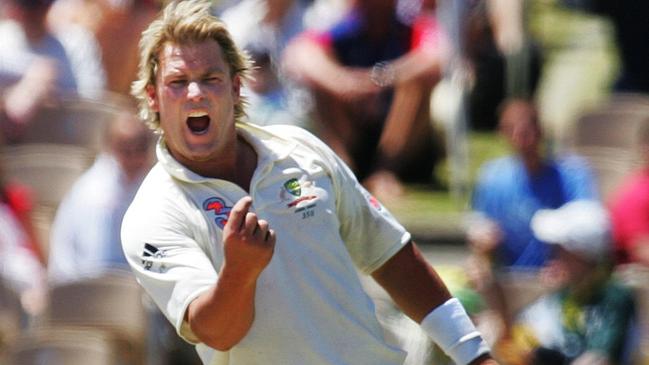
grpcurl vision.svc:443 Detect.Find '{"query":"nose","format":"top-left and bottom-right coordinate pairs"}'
top-left (187, 81), bottom-right (203, 101)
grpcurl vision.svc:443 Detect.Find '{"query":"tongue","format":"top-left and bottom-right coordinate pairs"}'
top-left (187, 116), bottom-right (210, 133)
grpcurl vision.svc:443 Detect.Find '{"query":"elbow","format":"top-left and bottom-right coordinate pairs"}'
top-left (207, 340), bottom-right (236, 352)
top-left (188, 317), bottom-right (247, 352)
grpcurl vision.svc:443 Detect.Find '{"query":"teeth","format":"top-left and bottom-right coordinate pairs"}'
top-left (188, 111), bottom-right (208, 117)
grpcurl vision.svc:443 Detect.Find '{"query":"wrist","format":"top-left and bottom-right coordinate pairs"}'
top-left (420, 297), bottom-right (491, 365)
top-left (370, 61), bottom-right (396, 88)
top-left (219, 263), bottom-right (260, 288)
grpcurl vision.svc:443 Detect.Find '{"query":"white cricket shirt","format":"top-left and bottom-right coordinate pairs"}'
top-left (121, 122), bottom-right (411, 365)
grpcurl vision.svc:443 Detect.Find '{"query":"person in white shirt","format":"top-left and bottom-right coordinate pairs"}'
top-left (48, 110), bottom-right (152, 285)
top-left (123, 1), bottom-right (497, 364)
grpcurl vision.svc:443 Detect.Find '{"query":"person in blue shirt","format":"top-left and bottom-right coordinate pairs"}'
top-left (466, 97), bottom-right (599, 339)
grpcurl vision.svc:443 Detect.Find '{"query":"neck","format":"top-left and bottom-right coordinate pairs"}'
top-left (231, 135), bottom-right (257, 192)
top-left (522, 151), bottom-right (542, 174)
top-left (172, 134), bottom-right (257, 192)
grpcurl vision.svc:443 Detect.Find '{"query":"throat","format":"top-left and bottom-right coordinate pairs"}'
top-left (233, 136), bottom-right (258, 193)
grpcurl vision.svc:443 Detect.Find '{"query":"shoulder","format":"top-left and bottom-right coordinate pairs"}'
top-left (121, 164), bottom-right (204, 254)
top-left (554, 153), bottom-right (591, 169)
top-left (123, 165), bottom-right (193, 230)
top-left (127, 164), bottom-right (187, 213)
top-left (257, 123), bottom-right (334, 156)
top-left (610, 170), bottom-right (649, 202)
top-left (262, 123), bottom-right (318, 139)
top-left (477, 156), bottom-right (518, 181)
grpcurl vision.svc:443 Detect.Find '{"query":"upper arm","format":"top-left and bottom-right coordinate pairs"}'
top-left (121, 195), bottom-right (219, 344)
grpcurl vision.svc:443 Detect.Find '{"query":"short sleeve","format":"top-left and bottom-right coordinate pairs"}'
top-left (558, 155), bottom-right (600, 201)
top-left (121, 191), bottom-right (218, 344)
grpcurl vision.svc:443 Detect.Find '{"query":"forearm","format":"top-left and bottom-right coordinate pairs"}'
top-left (186, 196), bottom-right (276, 351)
top-left (376, 77), bottom-right (430, 166)
top-left (283, 36), bottom-right (378, 98)
top-left (372, 242), bottom-right (494, 364)
top-left (283, 38), bottom-right (340, 91)
top-left (388, 48), bottom-right (442, 86)
top-left (371, 241), bottom-right (451, 321)
top-left (186, 267), bottom-right (257, 351)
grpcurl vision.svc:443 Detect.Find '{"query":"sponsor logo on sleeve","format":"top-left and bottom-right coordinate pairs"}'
top-left (141, 243), bottom-right (167, 272)
top-left (363, 190), bottom-right (384, 211)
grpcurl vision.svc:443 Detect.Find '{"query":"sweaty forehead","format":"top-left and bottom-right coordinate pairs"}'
top-left (158, 40), bottom-right (229, 74)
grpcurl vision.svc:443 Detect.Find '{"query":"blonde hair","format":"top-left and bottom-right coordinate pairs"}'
top-left (131, 0), bottom-right (251, 131)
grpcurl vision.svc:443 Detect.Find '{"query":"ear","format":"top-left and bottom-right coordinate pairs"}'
top-left (231, 74), bottom-right (241, 102)
top-left (146, 84), bottom-right (159, 112)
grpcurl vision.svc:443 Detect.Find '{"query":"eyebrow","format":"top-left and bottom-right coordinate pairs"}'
top-left (164, 67), bottom-right (228, 78)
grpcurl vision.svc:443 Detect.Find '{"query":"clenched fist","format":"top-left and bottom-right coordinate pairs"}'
top-left (221, 196), bottom-right (276, 284)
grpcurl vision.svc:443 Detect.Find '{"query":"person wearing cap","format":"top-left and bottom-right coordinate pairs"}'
top-left (465, 98), bottom-right (599, 340)
top-left (502, 200), bottom-right (637, 365)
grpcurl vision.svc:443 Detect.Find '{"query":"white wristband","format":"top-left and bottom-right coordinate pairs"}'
top-left (420, 298), bottom-right (490, 365)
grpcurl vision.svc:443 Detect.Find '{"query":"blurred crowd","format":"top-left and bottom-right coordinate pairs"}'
top-left (1, 0), bottom-right (649, 364)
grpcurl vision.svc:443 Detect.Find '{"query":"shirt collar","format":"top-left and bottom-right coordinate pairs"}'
top-left (157, 121), bottom-right (297, 184)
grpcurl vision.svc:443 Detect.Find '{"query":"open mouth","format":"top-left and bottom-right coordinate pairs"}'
top-left (187, 112), bottom-right (210, 135)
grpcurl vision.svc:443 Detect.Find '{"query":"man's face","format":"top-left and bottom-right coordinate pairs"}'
top-left (111, 132), bottom-right (152, 180)
top-left (499, 101), bottom-right (541, 156)
top-left (147, 40), bottom-right (240, 164)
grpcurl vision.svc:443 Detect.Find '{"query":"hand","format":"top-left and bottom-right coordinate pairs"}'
top-left (466, 216), bottom-right (503, 255)
top-left (468, 354), bottom-right (501, 365)
top-left (4, 57), bottom-right (59, 125)
top-left (221, 197), bottom-right (276, 284)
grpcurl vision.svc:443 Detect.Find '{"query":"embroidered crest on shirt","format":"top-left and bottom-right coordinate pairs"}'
top-left (281, 177), bottom-right (317, 206)
top-left (280, 176), bottom-right (325, 219)
top-left (141, 243), bottom-right (168, 273)
top-left (203, 197), bottom-right (232, 229)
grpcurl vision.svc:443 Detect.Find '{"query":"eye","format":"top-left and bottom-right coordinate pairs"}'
top-left (168, 79), bottom-right (187, 87)
top-left (203, 76), bottom-right (221, 84)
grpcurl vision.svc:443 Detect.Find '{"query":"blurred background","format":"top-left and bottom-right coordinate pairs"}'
top-left (1, 0), bottom-right (648, 364)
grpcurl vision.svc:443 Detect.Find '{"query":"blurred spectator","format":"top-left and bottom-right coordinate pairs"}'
top-left (0, 162), bottom-right (46, 317)
top-left (283, 0), bottom-right (446, 200)
top-left (0, 161), bottom-right (45, 266)
top-left (0, 0), bottom-right (105, 133)
top-left (462, 0), bottom-right (542, 131)
top-left (243, 41), bottom-right (304, 127)
top-left (47, 110), bottom-right (153, 285)
top-left (498, 200), bottom-right (636, 365)
top-left (47, 0), bottom-right (159, 95)
top-left (46, 109), bottom-right (201, 365)
top-left (609, 125), bottom-right (649, 267)
top-left (562, 0), bottom-right (649, 94)
top-left (220, 0), bottom-right (345, 128)
top-left (466, 98), bottom-right (598, 337)
top-left (0, 204), bottom-right (46, 317)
